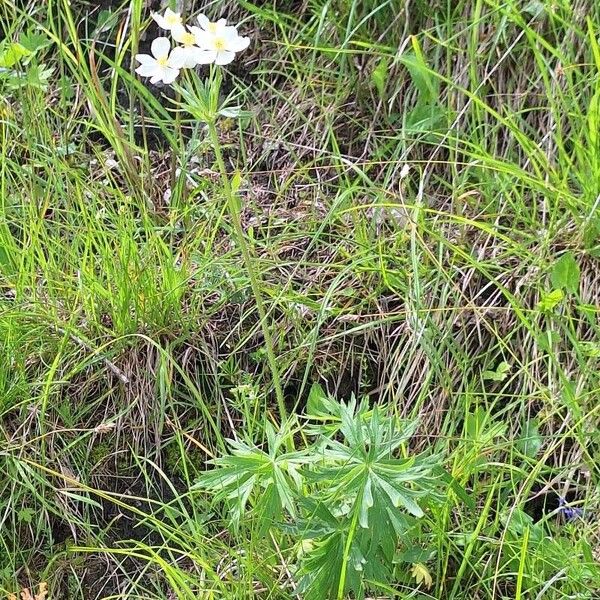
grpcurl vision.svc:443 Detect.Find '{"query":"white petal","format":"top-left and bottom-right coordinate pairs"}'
top-left (161, 67), bottom-right (180, 85)
top-left (164, 8), bottom-right (182, 28)
top-left (169, 47), bottom-right (191, 69)
top-left (222, 26), bottom-right (239, 40)
top-left (197, 14), bottom-right (210, 29)
top-left (184, 55), bottom-right (198, 68)
top-left (171, 25), bottom-right (187, 43)
top-left (215, 50), bottom-right (235, 65)
top-left (216, 18), bottom-right (227, 29)
top-left (150, 73), bottom-right (162, 84)
top-left (192, 49), bottom-right (217, 65)
top-left (151, 37), bottom-right (171, 59)
top-left (135, 63), bottom-right (158, 77)
top-left (228, 35), bottom-right (250, 52)
top-left (152, 13), bottom-right (168, 29)
top-left (191, 27), bottom-right (212, 49)
top-left (135, 53), bottom-right (154, 64)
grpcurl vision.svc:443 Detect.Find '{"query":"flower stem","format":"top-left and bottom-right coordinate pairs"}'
top-left (337, 499), bottom-right (361, 599)
top-left (206, 121), bottom-right (287, 423)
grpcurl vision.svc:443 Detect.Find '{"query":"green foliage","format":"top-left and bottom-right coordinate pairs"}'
top-left (517, 419), bottom-right (543, 458)
top-left (551, 251), bottom-right (581, 295)
top-left (197, 390), bottom-right (445, 598)
top-left (371, 57), bottom-right (388, 99)
top-left (537, 288), bottom-right (564, 312)
top-left (0, 33), bottom-right (53, 91)
top-left (501, 508), bottom-right (600, 594)
top-left (173, 68), bottom-right (250, 125)
top-left (195, 422), bottom-right (308, 532)
top-left (482, 361), bottom-right (511, 382)
top-left (0, 42), bottom-right (31, 68)
top-left (2, 0), bottom-right (600, 597)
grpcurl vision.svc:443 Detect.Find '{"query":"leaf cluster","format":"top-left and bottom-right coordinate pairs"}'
top-left (195, 387), bottom-right (446, 598)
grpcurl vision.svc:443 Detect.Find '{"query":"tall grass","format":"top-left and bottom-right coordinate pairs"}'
top-left (1, 0), bottom-right (599, 598)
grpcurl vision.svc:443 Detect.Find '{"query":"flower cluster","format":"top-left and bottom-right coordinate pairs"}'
top-left (558, 496), bottom-right (583, 522)
top-left (135, 9), bottom-right (250, 85)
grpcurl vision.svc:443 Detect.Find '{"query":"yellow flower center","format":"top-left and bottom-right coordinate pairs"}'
top-left (214, 37), bottom-right (226, 51)
top-left (157, 56), bottom-right (169, 67)
top-left (166, 14), bottom-right (181, 26)
top-left (182, 32), bottom-right (195, 46)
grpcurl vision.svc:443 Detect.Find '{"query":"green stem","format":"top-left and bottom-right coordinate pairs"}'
top-left (171, 90), bottom-right (182, 192)
top-left (337, 500), bottom-right (361, 599)
top-left (206, 121), bottom-right (287, 423)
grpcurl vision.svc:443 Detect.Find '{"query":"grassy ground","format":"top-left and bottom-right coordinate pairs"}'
top-left (1, 0), bottom-right (600, 598)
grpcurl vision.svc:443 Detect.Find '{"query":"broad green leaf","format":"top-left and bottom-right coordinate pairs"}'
top-left (537, 288), bottom-right (564, 311)
top-left (501, 507), bottom-right (534, 536)
top-left (482, 361), bottom-right (511, 382)
top-left (0, 244), bottom-right (10, 269)
top-left (371, 57), bottom-right (388, 98)
top-left (464, 407), bottom-right (506, 445)
top-left (536, 329), bottom-right (561, 352)
top-left (399, 38), bottom-right (439, 104)
top-left (518, 419), bottom-right (543, 458)
top-left (523, 0), bottom-right (546, 18)
top-left (404, 103), bottom-right (446, 134)
top-left (297, 531), bottom-right (346, 600)
top-left (0, 42), bottom-right (31, 68)
top-left (465, 407), bottom-right (487, 439)
top-left (6, 64), bottom-right (55, 92)
top-left (93, 9), bottom-right (118, 34)
top-left (307, 382), bottom-right (327, 416)
top-left (255, 482), bottom-right (280, 537)
top-left (396, 546), bottom-right (435, 563)
top-left (231, 170), bottom-right (242, 194)
top-left (435, 468), bottom-right (475, 509)
top-left (551, 251), bottom-right (580, 294)
top-left (19, 31), bottom-right (52, 53)
top-left (583, 217), bottom-right (600, 255)
top-left (561, 380), bottom-right (582, 421)
top-left (587, 89), bottom-right (600, 151)
top-left (359, 476), bottom-right (374, 528)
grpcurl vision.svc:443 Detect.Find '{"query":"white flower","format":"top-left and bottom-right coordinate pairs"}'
top-left (152, 8), bottom-right (183, 31)
top-left (192, 20), bottom-right (251, 65)
top-left (171, 25), bottom-right (203, 67)
top-left (195, 14), bottom-right (228, 35)
top-left (135, 38), bottom-right (185, 85)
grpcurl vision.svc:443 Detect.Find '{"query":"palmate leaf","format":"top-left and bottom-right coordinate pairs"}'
top-left (197, 395), bottom-right (447, 600)
top-left (296, 529), bottom-right (347, 600)
top-left (193, 422), bottom-right (311, 533)
top-left (305, 385), bottom-right (370, 440)
top-left (292, 497), bottom-right (413, 599)
top-left (283, 498), bottom-right (341, 540)
top-left (296, 399), bottom-right (445, 599)
top-left (319, 401), bottom-right (442, 528)
top-left (293, 504), bottom-right (367, 600)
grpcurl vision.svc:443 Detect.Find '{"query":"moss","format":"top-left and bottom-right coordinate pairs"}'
top-left (88, 439), bottom-right (114, 467)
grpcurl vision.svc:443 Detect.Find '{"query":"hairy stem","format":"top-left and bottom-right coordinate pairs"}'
top-left (206, 121), bottom-right (287, 423)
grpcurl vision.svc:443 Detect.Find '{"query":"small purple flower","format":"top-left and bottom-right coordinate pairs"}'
top-left (558, 496), bottom-right (583, 521)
